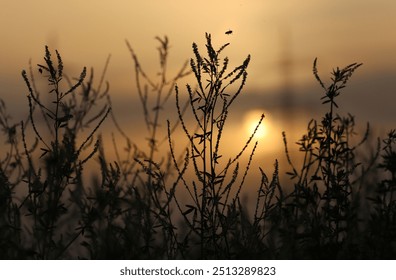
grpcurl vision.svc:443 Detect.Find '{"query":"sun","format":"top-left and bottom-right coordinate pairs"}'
top-left (244, 110), bottom-right (267, 140)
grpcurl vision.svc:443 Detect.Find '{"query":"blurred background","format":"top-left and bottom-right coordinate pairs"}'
top-left (0, 0), bottom-right (395, 183)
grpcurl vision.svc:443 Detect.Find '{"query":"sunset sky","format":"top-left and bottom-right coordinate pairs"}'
top-left (0, 0), bottom-right (395, 166)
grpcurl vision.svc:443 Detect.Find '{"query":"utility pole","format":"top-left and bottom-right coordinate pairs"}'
top-left (278, 25), bottom-right (295, 136)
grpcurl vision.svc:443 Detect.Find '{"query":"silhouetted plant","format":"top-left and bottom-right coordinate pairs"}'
top-left (123, 36), bottom-right (190, 258)
top-left (366, 130), bottom-right (396, 258)
top-left (77, 36), bottom-right (191, 259)
top-left (16, 46), bottom-right (110, 259)
top-left (0, 98), bottom-right (24, 259)
top-left (278, 59), bottom-right (385, 258)
top-left (168, 33), bottom-right (269, 258)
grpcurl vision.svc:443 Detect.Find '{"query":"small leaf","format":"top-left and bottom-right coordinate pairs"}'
top-left (182, 204), bottom-right (196, 216)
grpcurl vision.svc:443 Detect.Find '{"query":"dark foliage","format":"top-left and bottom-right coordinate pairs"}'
top-left (0, 35), bottom-right (394, 259)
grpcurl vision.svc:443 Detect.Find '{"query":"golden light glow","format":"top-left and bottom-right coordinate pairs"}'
top-left (239, 109), bottom-right (287, 157)
top-left (244, 110), bottom-right (267, 140)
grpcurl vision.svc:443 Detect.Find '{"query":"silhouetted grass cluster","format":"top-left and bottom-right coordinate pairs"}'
top-left (0, 33), bottom-right (395, 259)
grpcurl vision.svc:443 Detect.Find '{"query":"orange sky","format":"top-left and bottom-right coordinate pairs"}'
top-left (1, 1), bottom-right (395, 87)
top-left (0, 0), bottom-right (395, 162)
